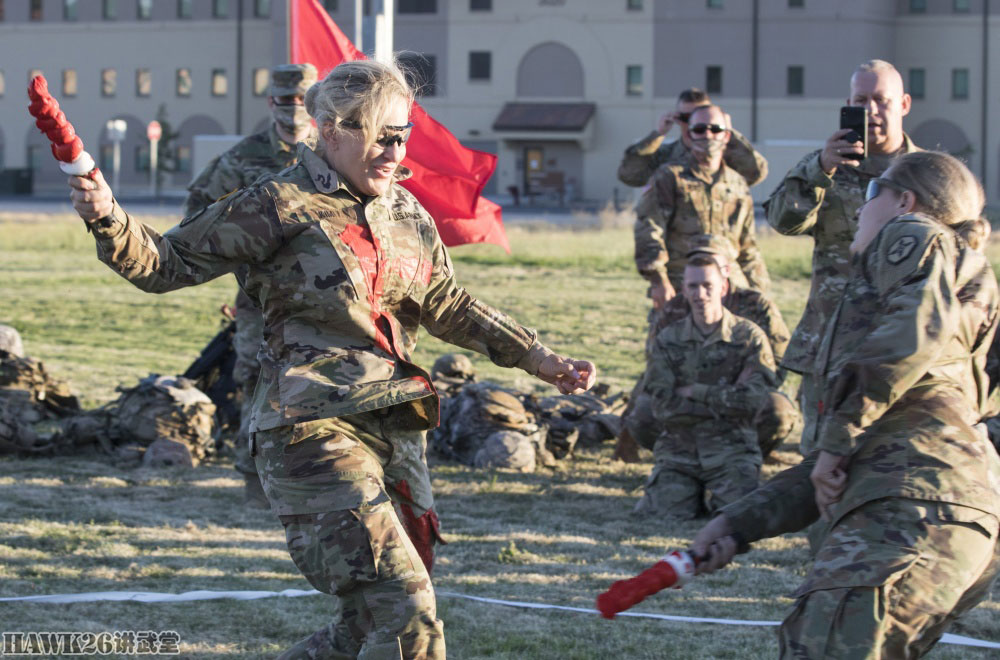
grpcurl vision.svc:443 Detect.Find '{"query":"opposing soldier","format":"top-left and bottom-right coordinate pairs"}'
top-left (633, 255), bottom-right (777, 519)
top-left (623, 236), bottom-right (796, 458)
top-left (617, 88), bottom-right (767, 189)
top-left (183, 63), bottom-right (318, 507)
top-left (692, 152), bottom-right (1000, 658)
top-left (68, 57), bottom-right (597, 659)
top-left (634, 104), bottom-right (771, 312)
top-left (766, 59), bottom-right (919, 455)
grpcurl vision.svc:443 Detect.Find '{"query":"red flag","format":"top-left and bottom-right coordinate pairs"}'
top-left (289, 0), bottom-right (508, 252)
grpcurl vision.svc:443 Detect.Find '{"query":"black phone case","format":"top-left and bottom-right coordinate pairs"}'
top-left (839, 106), bottom-right (868, 161)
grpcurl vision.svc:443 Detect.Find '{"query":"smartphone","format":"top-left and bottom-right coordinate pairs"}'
top-left (839, 106), bottom-right (868, 161)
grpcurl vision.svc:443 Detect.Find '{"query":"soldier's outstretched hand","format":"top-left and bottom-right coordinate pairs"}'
top-left (536, 355), bottom-right (597, 395)
top-left (691, 514), bottom-right (737, 575)
top-left (810, 449), bottom-right (849, 521)
top-left (68, 168), bottom-right (114, 222)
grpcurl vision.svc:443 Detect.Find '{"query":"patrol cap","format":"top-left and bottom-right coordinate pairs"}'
top-left (269, 63), bottom-right (318, 97)
top-left (685, 234), bottom-right (735, 264)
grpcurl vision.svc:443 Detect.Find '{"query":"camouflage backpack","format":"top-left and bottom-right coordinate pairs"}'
top-left (60, 375), bottom-right (216, 466)
top-left (527, 385), bottom-right (626, 457)
top-left (0, 325), bottom-right (25, 358)
top-left (0, 396), bottom-right (47, 455)
top-left (0, 350), bottom-right (80, 419)
top-left (431, 353), bottom-right (477, 396)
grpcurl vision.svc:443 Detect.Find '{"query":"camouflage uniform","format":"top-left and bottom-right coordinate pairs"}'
top-left (720, 213), bottom-right (1000, 658)
top-left (765, 135), bottom-right (919, 454)
top-left (182, 64), bottom-right (319, 488)
top-left (634, 308), bottom-right (777, 518)
top-left (635, 161), bottom-right (770, 295)
top-left (84, 142), bottom-right (557, 659)
top-left (617, 128), bottom-right (768, 188)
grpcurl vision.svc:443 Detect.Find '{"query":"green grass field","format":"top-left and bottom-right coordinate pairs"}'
top-left (1, 213), bottom-right (998, 658)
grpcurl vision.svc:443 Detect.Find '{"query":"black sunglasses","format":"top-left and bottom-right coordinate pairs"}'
top-left (689, 123), bottom-right (727, 135)
top-left (340, 120), bottom-right (414, 148)
top-left (864, 177), bottom-right (907, 202)
top-left (676, 112), bottom-right (692, 123)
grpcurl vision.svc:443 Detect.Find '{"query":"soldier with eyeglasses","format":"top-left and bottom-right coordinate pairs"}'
top-left (617, 88), bottom-right (768, 189)
top-left (634, 103), bottom-right (771, 310)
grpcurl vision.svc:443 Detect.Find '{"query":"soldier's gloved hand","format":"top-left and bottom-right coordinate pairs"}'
top-left (68, 168), bottom-right (114, 222)
top-left (536, 355), bottom-right (597, 395)
top-left (691, 514), bottom-right (737, 575)
top-left (819, 128), bottom-right (864, 174)
top-left (810, 449), bottom-right (849, 521)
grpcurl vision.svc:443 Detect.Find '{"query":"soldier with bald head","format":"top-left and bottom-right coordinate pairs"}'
top-left (766, 59), bottom-right (920, 455)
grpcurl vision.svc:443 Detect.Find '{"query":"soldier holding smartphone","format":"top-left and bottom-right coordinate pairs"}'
top-left (765, 59), bottom-right (919, 456)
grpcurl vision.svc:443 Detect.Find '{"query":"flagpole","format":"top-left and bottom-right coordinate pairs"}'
top-left (286, 0), bottom-right (293, 62)
top-left (374, 0), bottom-right (394, 63)
top-left (354, 0), bottom-right (363, 53)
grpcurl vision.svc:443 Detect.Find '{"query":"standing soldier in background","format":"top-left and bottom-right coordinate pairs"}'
top-left (617, 88), bottom-right (768, 189)
top-left (183, 63), bottom-right (319, 507)
top-left (634, 103), bottom-right (771, 310)
top-left (766, 59), bottom-right (919, 455)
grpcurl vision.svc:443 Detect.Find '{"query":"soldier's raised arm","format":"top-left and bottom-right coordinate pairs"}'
top-left (633, 169), bottom-right (677, 302)
top-left (617, 130), bottom-right (675, 187)
top-left (723, 127), bottom-right (768, 187)
top-left (764, 150), bottom-right (831, 236)
top-left (734, 196), bottom-right (770, 293)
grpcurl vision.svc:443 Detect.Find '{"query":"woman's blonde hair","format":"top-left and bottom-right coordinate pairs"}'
top-left (886, 150), bottom-right (987, 245)
top-left (305, 58), bottom-right (413, 153)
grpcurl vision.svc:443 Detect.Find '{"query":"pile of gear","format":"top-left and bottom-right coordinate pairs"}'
top-left (430, 353), bottom-right (627, 473)
top-left (0, 324), bottom-right (217, 467)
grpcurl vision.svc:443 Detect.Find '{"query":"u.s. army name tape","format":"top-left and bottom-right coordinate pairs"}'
top-left (1, 588), bottom-right (998, 650)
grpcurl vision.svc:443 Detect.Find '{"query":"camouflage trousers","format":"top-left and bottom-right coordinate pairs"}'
top-left (254, 411), bottom-right (444, 659)
top-left (796, 372), bottom-right (820, 456)
top-left (780, 498), bottom-right (1000, 659)
top-left (633, 449), bottom-right (760, 519)
top-left (624, 386), bottom-right (797, 459)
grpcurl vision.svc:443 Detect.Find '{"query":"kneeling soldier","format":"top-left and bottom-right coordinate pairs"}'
top-left (634, 255), bottom-right (778, 518)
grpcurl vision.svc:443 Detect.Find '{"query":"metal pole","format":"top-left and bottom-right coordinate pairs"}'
top-left (374, 0), bottom-right (394, 63)
top-left (355, 0), bottom-right (363, 51)
top-left (981, 0), bottom-right (989, 188)
top-left (112, 142), bottom-right (120, 194)
top-left (236, 0), bottom-right (244, 134)
top-left (149, 137), bottom-right (159, 197)
top-left (751, 0), bottom-right (759, 143)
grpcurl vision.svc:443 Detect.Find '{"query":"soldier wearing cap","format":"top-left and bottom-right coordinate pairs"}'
top-left (622, 235), bottom-right (796, 459)
top-left (183, 63), bottom-right (320, 507)
top-left (633, 252), bottom-right (778, 518)
top-left (634, 104), bottom-right (771, 313)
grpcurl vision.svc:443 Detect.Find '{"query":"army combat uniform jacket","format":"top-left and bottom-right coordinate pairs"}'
top-left (85, 143), bottom-right (552, 435)
top-left (183, 124), bottom-right (318, 216)
top-left (722, 213), bottom-right (1000, 540)
top-left (617, 129), bottom-right (768, 188)
top-left (635, 162), bottom-right (770, 293)
top-left (645, 309), bottom-right (777, 469)
top-left (764, 135), bottom-right (919, 375)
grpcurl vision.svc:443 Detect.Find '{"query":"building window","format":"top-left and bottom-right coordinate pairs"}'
top-left (0, 71), bottom-right (5, 97)
top-left (399, 53), bottom-right (437, 96)
top-left (254, 0), bottom-right (270, 17)
top-left (323, 0), bottom-right (337, 11)
top-left (626, 65), bottom-right (642, 96)
top-left (178, 0), bottom-right (192, 18)
top-left (177, 145), bottom-right (192, 173)
top-left (253, 68), bottom-right (269, 96)
top-left (99, 144), bottom-right (115, 172)
top-left (0, 1), bottom-right (5, 21)
top-left (909, 0), bottom-right (926, 13)
top-left (103, 0), bottom-right (117, 19)
top-left (952, 68), bottom-right (969, 99)
top-left (787, 66), bottom-right (804, 95)
top-left (213, 0), bottom-right (228, 18)
top-left (102, 69), bottom-right (117, 96)
top-left (137, 0), bottom-right (152, 19)
top-left (64, 0), bottom-right (78, 20)
top-left (954, 0), bottom-right (970, 11)
top-left (63, 70), bottom-right (78, 97)
top-left (706, 66), bottom-right (722, 94)
top-left (788, 0), bottom-right (804, 6)
top-left (627, 0), bottom-right (642, 9)
top-left (30, 0), bottom-right (42, 20)
top-left (136, 69), bottom-right (151, 97)
top-left (212, 69), bottom-right (228, 96)
top-left (27, 146), bottom-right (43, 173)
top-left (909, 68), bottom-right (925, 99)
top-left (176, 68), bottom-right (192, 97)
top-left (469, 51), bottom-right (491, 81)
top-left (399, 0), bottom-right (436, 13)
top-left (136, 145), bottom-right (150, 172)
top-left (471, 0), bottom-right (491, 9)
top-left (707, 0), bottom-right (723, 8)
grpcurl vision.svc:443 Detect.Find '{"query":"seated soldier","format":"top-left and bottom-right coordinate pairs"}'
top-left (633, 255), bottom-right (778, 519)
top-left (633, 104), bottom-right (770, 312)
top-left (622, 236), bottom-right (798, 459)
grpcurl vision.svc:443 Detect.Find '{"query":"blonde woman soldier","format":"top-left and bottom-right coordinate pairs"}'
top-left (690, 151), bottom-right (1000, 658)
top-left (68, 58), bottom-right (596, 659)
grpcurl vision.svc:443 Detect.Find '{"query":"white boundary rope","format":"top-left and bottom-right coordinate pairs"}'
top-left (1, 588), bottom-right (998, 650)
